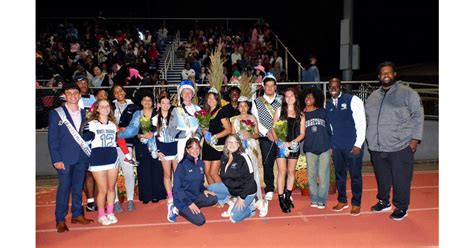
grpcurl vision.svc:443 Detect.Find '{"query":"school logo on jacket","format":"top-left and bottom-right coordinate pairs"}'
top-left (311, 126), bottom-right (318, 133)
top-left (230, 163), bottom-right (237, 169)
top-left (200, 167), bottom-right (203, 174)
top-left (341, 103), bottom-right (347, 110)
top-left (58, 120), bottom-right (64, 126)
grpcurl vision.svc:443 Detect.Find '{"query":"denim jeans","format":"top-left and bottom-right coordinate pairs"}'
top-left (208, 182), bottom-right (231, 206)
top-left (178, 193), bottom-right (217, 226)
top-left (306, 150), bottom-right (331, 204)
top-left (208, 182), bottom-right (256, 223)
top-left (230, 193), bottom-right (256, 223)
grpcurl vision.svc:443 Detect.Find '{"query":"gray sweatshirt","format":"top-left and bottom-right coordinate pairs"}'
top-left (365, 81), bottom-right (424, 152)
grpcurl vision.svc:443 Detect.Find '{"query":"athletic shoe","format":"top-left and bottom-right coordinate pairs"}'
top-left (114, 202), bottom-right (123, 213)
top-left (370, 200), bottom-right (392, 212)
top-left (258, 200), bottom-right (268, 217)
top-left (265, 192), bottom-right (274, 201)
top-left (390, 209), bottom-right (408, 221)
top-left (221, 198), bottom-right (236, 217)
top-left (127, 200), bottom-right (136, 212)
top-left (86, 202), bottom-right (96, 212)
top-left (310, 202), bottom-right (319, 208)
top-left (167, 204), bottom-right (177, 223)
top-left (98, 216), bottom-right (112, 226)
top-left (106, 214), bottom-right (118, 224)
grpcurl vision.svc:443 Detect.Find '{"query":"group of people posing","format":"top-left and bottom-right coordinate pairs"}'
top-left (48, 61), bottom-right (424, 232)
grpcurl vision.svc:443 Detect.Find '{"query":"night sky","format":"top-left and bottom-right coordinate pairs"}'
top-left (37, 0), bottom-right (438, 80)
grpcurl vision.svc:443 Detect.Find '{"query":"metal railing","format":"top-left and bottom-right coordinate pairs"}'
top-left (160, 31), bottom-right (180, 81)
top-left (35, 80), bottom-right (438, 130)
top-left (271, 31), bottom-right (305, 81)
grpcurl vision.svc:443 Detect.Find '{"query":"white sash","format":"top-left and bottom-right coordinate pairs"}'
top-left (55, 107), bottom-right (91, 157)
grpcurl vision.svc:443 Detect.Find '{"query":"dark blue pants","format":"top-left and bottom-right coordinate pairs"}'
top-left (259, 137), bottom-right (278, 193)
top-left (178, 193), bottom-right (218, 226)
top-left (55, 162), bottom-right (88, 223)
top-left (370, 146), bottom-right (414, 210)
top-left (333, 148), bottom-right (364, 206)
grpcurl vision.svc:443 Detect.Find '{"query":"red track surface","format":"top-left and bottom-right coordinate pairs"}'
top-left (36, 171), bottom-right (438, 247)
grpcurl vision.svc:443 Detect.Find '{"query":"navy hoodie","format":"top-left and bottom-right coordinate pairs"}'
top-left (303, 108), bottom-right (332, 154)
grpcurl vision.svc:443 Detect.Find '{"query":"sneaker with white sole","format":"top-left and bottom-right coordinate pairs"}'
top-left (221, 198), bottom-right (236, 217)
top-left (127, 200), bottom-right (136, 212)
top-left (98, 216), bottom-right (112, 226)
top-left (106, 214), bottom-right (118, 224)
top-left (390, 209), bottom-right (408, 221)
top-left (371, 200), bottom-right (392, 212)
top-left (167, 204), bottom-right (177, 223)
top-left (265, 192), bottom-right (274, 201)
top-left (114, 202), bottom-right (123, 213)
top-left (258, 200), bottom-right (268, 217)
top-left (317, 203), bottom-right (326, 209)
top-left (310, 202), bottom-right (319, 208)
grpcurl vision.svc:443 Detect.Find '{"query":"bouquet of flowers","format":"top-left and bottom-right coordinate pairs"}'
top-left (240, 119), bottom-right (255, 135)
top-left (273, 120), bottom-right (289, 157)
top-left (139, 116), bottom-right (151, 134)
top-left (194, 109), bottom-right (211, 130)
top-left (273, 120), bottom-right (287, 141)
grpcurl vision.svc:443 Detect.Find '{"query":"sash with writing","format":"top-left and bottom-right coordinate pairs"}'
top-left (55, 107), bottom-right (91, 157)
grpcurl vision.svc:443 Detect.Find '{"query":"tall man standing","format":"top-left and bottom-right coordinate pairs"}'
top-left (48, 84), bottom-right (93, 233)
top-left (365, 62), bottom-right (424, 221)
top-left (326, 78), bottom-right (366, 216)
top-left (74, 75), bottom-right (97, 212)
top-left (251, 72), bottom-right (282, 200)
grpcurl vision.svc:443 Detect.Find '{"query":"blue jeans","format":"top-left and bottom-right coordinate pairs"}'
top-left (208, 182), bottom-right (231, 206)
top-left (208, 182), bottom-right (256, 223)
top-left (306, 150), bottom-right (331, 204)
top-left (333, 147), bottom-right (364, 206)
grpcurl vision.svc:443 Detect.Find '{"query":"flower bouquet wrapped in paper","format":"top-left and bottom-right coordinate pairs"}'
top-left (139, 116), bottom-right (151, 134)
top-left (240, 119), bottom-right (255, 135)
top-left (273, 120), bottom-right (289, 157)
top-left (194, 109), bottom-right (211, 130)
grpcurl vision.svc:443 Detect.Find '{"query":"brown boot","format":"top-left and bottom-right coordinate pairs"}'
top-left (71, 215), bottom-right (94, 224)
top-left (350, 206), bottom-right (361, 216)
top-left (56, 221), bottom-right (69, 233)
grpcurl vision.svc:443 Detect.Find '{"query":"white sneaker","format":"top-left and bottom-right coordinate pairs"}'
top-left (98, 216), bottom-right (112, 226)
top-left (265, 192), bottom-right (274, 201)
top-left (310, 202), bottom-right (319, 208)
top-left (258, 200), bottom-right (268, 217)
top-left (221, 197), bottom-right (236, 217)
top-left (106, 214), bottom-right (118, 224)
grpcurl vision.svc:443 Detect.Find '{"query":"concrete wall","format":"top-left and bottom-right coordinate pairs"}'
top-left (36, 120), bottom-right (439, 176)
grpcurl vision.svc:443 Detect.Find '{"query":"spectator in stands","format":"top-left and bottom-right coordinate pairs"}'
top-left (326, 77), bottom-right (366, 216)
top-left (301, 55), bottom-right (320, 90)
top-left (202, 87), bottom-right (232, 185)
top-left (48, 83), bottom-right (94, 233)
top-left (365, 62), bottom-right (424, 221)
top-left (111, 85), bottom-right (139, 212)
top-left (270, 51), bottom-right (283, 71)
top-left (119, 90), bottom-right (167, 204)
top-left (251, 73), bottom-right (282, 202)
top-left (72, 61), bottom-right (93, 83)
top-left (181, 62), bottom-right (196, 81)
top-left (167, 138), bottom-right (218, 225)
top-left (90, 65), bottom-right (112, 87)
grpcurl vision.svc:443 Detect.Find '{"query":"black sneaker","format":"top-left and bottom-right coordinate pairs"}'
top-left (86, 202), bottom-right (97, 212)
top-left (370, 200), bottom-right (391, 212)
top-left (390, 209), bottom-right (408, 221)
